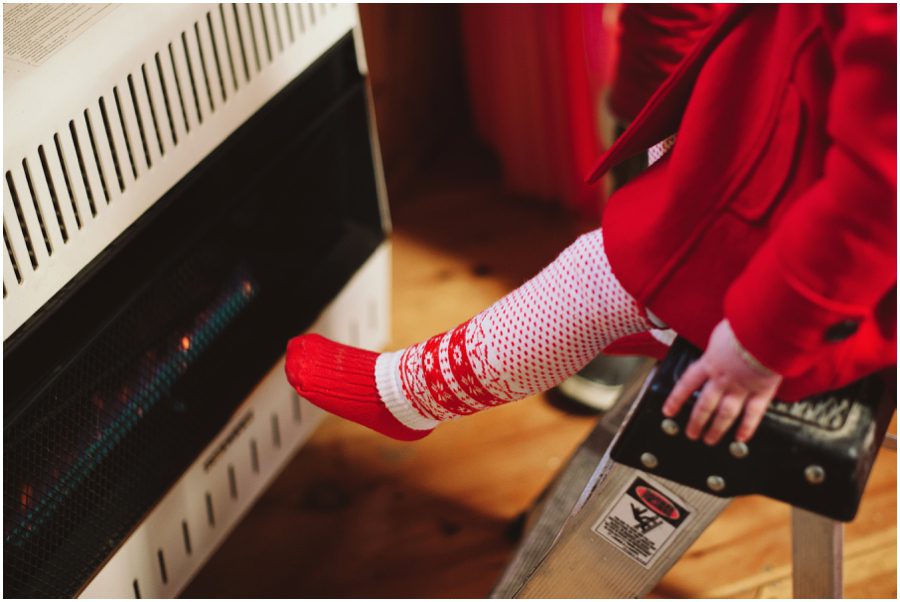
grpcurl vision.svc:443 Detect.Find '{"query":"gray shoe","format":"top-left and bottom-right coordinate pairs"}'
top-left (555, 355), bottom-right (646, 411)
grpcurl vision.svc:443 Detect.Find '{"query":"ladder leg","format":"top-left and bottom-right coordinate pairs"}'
top-left (513, 456), bottom-right (730, 598)
top-left (491, 361), bottom-right (654, 598)
top-left (510, 367), bottom-right (731, 598)
top-left (491, 420), bottom-right (617, 598)
top-left (792, 507), bottom-right (843, 598)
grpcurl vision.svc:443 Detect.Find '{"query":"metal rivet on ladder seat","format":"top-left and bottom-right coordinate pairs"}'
top-left (729, 441), bottom-right (749, 458)
top-left (640, 452), bottom-right (659, 469)
top-left (804, 465), bottom-right (826, 485)
top-left (660, 418), bottom-right (679, 436)
top-left (706, 475), bottom-right (726, 492)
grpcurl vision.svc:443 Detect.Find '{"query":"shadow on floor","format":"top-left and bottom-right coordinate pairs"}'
top-left (181, 434), bottom-right (525, 598)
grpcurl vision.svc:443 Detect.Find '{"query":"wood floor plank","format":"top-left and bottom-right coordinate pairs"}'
top-left (703, 523), bottom-right (897, 598)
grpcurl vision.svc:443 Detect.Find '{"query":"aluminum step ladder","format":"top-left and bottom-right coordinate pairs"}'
top-left (494, 339), bottom-right (895, 598)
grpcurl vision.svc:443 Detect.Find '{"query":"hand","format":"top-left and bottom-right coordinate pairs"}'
top-left (662, 319), bottom-right (782, 445)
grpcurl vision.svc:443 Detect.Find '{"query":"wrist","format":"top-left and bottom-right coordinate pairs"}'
top-left (722, 320), bottom-right (775, 376)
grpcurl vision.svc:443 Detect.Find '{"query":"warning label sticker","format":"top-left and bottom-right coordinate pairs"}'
top-left (592, 475), bottom-right (693, 568)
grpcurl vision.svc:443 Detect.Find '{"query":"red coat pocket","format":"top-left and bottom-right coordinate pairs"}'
top-left (725, 84), bottom-right (806, 222)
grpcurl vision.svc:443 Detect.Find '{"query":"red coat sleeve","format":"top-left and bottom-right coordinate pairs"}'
top-left (610, 4), bottom-right (724, 123)
top-left (724, 4), bottom-right (897, 378)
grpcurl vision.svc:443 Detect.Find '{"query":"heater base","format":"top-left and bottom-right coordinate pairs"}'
top-left (78, 242), bottom-right (391, 599)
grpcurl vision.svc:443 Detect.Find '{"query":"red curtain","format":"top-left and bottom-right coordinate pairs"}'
top-left (460, 4), bottom-right (614, 218)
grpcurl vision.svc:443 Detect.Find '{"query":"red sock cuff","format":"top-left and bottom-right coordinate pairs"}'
top-left (285, 334), bottom-right (380, 402)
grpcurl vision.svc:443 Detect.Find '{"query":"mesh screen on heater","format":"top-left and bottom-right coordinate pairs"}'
top-left (4, 260), bottom-right (258, 598)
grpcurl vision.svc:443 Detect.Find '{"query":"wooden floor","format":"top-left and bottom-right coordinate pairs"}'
top-left (184, 143), bottom-right (897, 598)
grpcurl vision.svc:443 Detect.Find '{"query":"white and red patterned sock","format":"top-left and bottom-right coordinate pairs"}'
top-left (285, 229), bottom-right (653, 440)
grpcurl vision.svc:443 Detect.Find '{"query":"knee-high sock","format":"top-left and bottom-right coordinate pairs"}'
top-left (285, 229), bottom-right (652, 440)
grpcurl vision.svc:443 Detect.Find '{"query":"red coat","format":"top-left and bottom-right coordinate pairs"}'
top-left (590, 4), bottom-right (897, 400)
top-left (609, 3), bottom-right (724, 123)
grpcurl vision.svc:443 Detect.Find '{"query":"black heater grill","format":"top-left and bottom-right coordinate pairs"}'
top-left (6, 260), bottom-right (257, 597)
top-left (4, 34), bottom-right (385, 598)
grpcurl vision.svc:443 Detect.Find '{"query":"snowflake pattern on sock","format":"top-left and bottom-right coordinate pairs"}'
top-left (390, 229), bottom-right (652, 424)
top-left (648, 135), bottom-right (676, 166)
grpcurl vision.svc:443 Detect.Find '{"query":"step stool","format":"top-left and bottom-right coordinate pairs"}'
top-left (493, 339), bottom-right (895, 598)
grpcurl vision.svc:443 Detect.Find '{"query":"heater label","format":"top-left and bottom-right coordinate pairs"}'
top-left (4, 4), bottom-right (114, 68)
top-left (592, 475), bottom-right (692, 568)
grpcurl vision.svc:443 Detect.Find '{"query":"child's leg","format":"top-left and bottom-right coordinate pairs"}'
top-left (286, 229), bottom-right (653, 440)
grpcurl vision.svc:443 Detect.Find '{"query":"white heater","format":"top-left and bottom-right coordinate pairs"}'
top-left (4, 4), bottom-right (390, 598)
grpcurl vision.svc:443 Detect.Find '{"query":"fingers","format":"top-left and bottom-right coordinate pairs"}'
top-left (662, 361), bottom-right (708, 418)
top-left (703, 391), bottom-right (749, 445)
top-left (685, 378), bottom-right (725, 440)
top-left (736, 394), bottom-right (772, 442)
top-left (661, 345), bottom-right (779, 445)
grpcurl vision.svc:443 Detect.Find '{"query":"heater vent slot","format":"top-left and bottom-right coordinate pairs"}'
top-left (4, 4), bottom-right (351, 339)
top-left (140, 64), bottom-right (167, 157)
top-left (36, 146), bottom-right (69, 243)
top-left (4, 223), bottom-right (23, 285)
top-left (181, 520), bottom-right (192, 555)
top-left (180, 31), bottom-right (204, 125)
top-left (243, 4), bottom-right (262, 73)
top-left (82, 108), bottom-right (112, 204)
top-left (52, 133), bottom-right (84, 229)
top-left (5, 171), bottom-right (40, 269)
top-left (205, 492), bottom-right (215, 527)
top-left (98, 98), bottom-right (125, 194)
top-left (157, 549), bottom-right (168, 585)
top-left (112, 87), bottom-right (140, 181)
top-left (257, 5), bottom-right (274, 65)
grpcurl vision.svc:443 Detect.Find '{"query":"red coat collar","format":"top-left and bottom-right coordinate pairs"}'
top-left (587, 4), bottom-right (750, 183)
